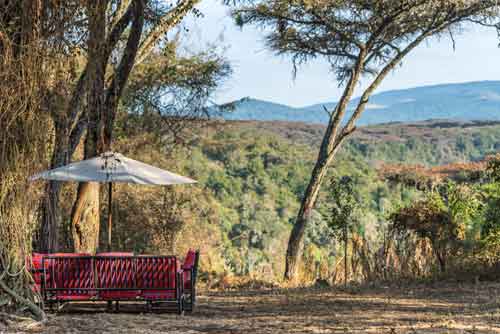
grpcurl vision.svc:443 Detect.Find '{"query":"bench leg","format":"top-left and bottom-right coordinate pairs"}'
top-left (106, 301), bottom-right (113, 312)
top-left (177, 296), bottom-right (184, 316)
top-left (115, 301), bottom-right (120, 312)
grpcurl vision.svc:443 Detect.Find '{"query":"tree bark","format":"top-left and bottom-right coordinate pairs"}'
top-left (70, 0), bottom-right (107, 254)
top-left (38, 181), bottom-right (61, 252)
top-left (71, 182), bottom-right (100, 253)
top-left (37, 122), bottom-right (69, 252)
top-left (284, 55), bottom-right (364, 281)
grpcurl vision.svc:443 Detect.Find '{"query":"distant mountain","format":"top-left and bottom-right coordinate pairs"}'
top-left (219, 81), bottom-right (500, 125)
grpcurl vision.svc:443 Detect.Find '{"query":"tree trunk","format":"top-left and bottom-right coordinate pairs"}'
top-left (71, 182), bottom-right (100, 253)
top-left (37, 123), bottom-right (69, 252)
top-left (344, 223), bottom-right (348, 288)
top-left (432, 240), bottom-right (447, 273)
top-left (38, 181), bottom-right (61, 252)
top-left (283, 51), bottom-right (366, 282)
top-left (70, 0), bottom-right (107, 254)
top-left (37, 0), bottom-right (136, 252)
top-left (284, 118), bottom-right (359, 282)
top-left (284, 158), bottom-right (332, 281)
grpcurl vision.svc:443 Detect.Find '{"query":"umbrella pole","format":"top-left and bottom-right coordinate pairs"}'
top-left (107, 182), bottom-right (113, 252)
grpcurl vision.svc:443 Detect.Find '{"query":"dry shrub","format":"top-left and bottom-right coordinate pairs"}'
top-left (311, 232), bottom-right (445, 287)
top-left (206, 273), bottom-right (279, 291)
top-left (320, 228), bottom-right (499, 287)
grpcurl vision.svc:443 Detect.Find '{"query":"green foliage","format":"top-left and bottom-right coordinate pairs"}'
top-left (442, 182), bottom-right (482, 231)
top-left (487, 154), bottom-right (500, 183)
top-left (482, 156), bottom-right (500, 237)
top-left (483, 185), bottom-right (500, 237)
top-left (325, 176), bottom-right (358, 240)
top-left (116, 41), bottom-right (231, 146)
top-left (390, 182), bottom-right (488, 272)
top-left (110, 118), bottom-right (500, 281)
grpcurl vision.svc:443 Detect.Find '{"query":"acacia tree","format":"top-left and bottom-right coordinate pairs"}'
top-left (233, 0), bottom-right (500, 281)
top-left (38, 0), bottom-right (202, 253)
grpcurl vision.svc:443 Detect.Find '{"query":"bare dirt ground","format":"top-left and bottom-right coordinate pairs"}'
top-left (9, 281), bottom-right (500, 334)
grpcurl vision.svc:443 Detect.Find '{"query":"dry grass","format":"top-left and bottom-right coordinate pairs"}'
top-left (8, 281), bottom-right (500, 334)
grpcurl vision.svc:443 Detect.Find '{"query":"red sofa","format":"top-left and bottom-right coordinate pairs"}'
top-left (31, 250), bottom-right (199, 314)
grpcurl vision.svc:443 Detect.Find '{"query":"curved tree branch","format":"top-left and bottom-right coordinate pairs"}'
top-left (135, 0), bottom-right (200, 65)
top-left (103, 0), bottom-right (145, 146)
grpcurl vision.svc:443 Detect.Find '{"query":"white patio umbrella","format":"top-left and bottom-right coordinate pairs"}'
top-left (30, 151), bottom-right (196, 250)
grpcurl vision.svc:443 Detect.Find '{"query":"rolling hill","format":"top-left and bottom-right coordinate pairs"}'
top-left (218, 81), bottom-right (500, 125)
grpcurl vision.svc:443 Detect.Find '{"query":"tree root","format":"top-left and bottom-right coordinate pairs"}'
top-left (0, 311), bottom-right (45, 331)
top-left (0, 278), bottom-right (46, 323)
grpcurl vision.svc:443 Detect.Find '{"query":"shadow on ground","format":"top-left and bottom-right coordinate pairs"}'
top-left (15, 282), bottom-right (500, 334)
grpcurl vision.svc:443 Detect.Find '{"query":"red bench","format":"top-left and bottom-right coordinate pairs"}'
top-left (31, 250), bottom-right (199, 314)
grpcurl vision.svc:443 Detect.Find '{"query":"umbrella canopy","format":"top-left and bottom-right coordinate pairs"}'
top-left (30, 151), bottom-right (196, 185)
top-left (31, 151), bottom-right (196, 251)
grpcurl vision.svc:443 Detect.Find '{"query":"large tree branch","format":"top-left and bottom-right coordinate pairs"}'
top-left (322, 48), bottom-right (367, 155)
top-left (66, 1), bottom-right (135, 146)
top-left (342, 29), bottom-right (451, 138)
top-left (135, 0), bottom-right (200, 65)
top-left (69, 116), bottom-right (87, 154)
top-left (68, 0), bottom-right (198, 146)
top-left (109, 0), bottom-right (132, 28)
top-left (338, 3), bottom-right (494, 143)
top-left (103, 0), bottom-right (145, 145)
top-left (104, 1), bottom-right (135, 63)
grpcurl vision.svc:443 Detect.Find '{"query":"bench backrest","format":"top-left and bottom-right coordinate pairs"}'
top-left (95, 253), bottom-right (135, 290)
top-left (136, 256), bottom-right (178, 290)
top-left (182, 250), bottom-right (200, 290)
top-left (43, 254), bottom-right (94, 297)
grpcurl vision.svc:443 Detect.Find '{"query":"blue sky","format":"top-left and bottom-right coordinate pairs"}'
top-left (185, 2), bottom-right (500, 108)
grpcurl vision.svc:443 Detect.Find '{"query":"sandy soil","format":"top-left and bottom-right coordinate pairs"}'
top-left (9, 282), bottom-right (500, 334)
